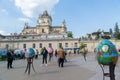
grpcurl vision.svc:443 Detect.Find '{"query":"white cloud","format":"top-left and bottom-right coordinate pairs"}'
top-left (14, 0), bottom-right (60, 18)
top-left (18, 17), bottom-right (31, 22)
top-left (0, 30), bottom-right (7, 35)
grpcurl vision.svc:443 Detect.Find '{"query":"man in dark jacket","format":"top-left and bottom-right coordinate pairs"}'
top-left (7, 49), bottom-right (14, 69)
top-left (41, 47), bottom-right (48, 66)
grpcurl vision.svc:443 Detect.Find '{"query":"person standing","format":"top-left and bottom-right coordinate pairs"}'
top-left (109, 62), bottom-right (116, 80)
top-left (48, 46), bottom-right (54, 62)
top-left (33, 48), bottom-right (36, 59)
top-left (35, 49), bottom-right (39, 59)
top-left (7, 49), bottom-right (14, 69)
top-left (55, 49), bottom-right (57, 57)
top-left (64, 50), bottom-right (67, 62)
top-left (22, 48), bottom-right (26, 59)
top-left (83, 47), bottom-right (88, 61)
top-left (57, 47), bottom-right (65, 67)
top-left (34, 49), bottom-right (39, 59)
top-left (74, 49), bottom-right (76, 55)
top-left (41, 47), bottom-right (48, 66)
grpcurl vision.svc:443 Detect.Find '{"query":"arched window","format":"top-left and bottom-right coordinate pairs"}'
top-left (74, 43), bottom-right (78, 48)
top-left (39, 43), bottom-right (42, 48)
top-left (59, 43), bottom-right (62, 48)
top-left (49, 43), bottom-right (52, 47)
top-left (6, 44), bottom-right (9, 49)
top-left (23, 44), bottom-right (26, 48)
top-left (65, 43), bottom-right (68, 47)
top-left (42, 29), bottom-right (44, 33)
top-left (33, 43), bottom-right (36, 48)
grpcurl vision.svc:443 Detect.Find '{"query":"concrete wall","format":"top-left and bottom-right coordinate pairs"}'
top-left (1, 39), bottom-right (120, 53)
top-left (0, 39), bottom-right (79, 52)
top-left (80, 39), bottom-right (120, 53)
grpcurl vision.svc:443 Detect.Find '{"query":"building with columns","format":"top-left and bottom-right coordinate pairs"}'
top-left (1, 10), bottom-right (120, 53)
top-left (0, 10), bottom-right (79, 52)
top-left (22, 10), bottom-right (67, 37)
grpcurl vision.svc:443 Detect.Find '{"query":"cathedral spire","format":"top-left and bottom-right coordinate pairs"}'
top-left (24, 22), bottom-right (28, 29)
top-left (62, 19), bottom-right (66, 27)
top-left (42, 10), bottom-right (49, 16)
top-left (37, 10), bottom-right (52, 25)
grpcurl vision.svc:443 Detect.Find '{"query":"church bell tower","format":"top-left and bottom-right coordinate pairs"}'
top-left (37, 10), bottom-right (52, 26)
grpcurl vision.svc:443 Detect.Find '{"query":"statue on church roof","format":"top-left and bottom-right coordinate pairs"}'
top-left (24, 22), bottom-right (29, 29)
top-left (62, 19), bottom-right (66, 27)
top-left (42, 10), bottom-right (49, 16)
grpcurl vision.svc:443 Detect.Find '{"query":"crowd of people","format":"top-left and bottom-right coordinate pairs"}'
top-left (6, 46), bottom-right (82, 69)
top-left (40, 45), bottom-right (67, 67)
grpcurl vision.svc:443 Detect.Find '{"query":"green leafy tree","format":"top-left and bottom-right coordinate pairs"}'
top-left (79, 43), bottom-right (86, 54)
top-left (109, 28), bottom-right (113, 34)
top-left (79, 43), bottom-right (86, 49)
top-left (114, 22), bottom-right (119, 39)
top-left (116, 33), bottom-right (120, 39)
top-left (67, 32), bottom-right (73, 38)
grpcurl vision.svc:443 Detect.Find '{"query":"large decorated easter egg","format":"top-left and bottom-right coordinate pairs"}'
top-left (96, 39), bottom-right (118, 65)
top-left (25, 48), bottom-right (35, 58)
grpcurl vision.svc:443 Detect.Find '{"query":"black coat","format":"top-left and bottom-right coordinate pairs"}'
top-left (7, 51), bottom-right (13, 60)
top-left (41, 49), bottom-right (48, 56)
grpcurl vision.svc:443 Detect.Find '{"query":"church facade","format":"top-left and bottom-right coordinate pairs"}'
top-left (1, 10), bottom-right (120, 53)
top-left (22, 10), bottom-right (67, 39)
top-left (0, 10), bottom-right (79, 52)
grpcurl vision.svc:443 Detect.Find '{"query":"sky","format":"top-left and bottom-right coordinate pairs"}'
top-left (0, 0), bottom-right (120, 38)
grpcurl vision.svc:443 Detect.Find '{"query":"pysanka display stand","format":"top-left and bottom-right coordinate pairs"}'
top-left (25, 57), bottom-right (35, 75)
top-left (24, 48), bottom-right (35, 75)
top-left (99, 63), bottom-right (116, 80)
top-left (96, 39), bottom-right (118, 80)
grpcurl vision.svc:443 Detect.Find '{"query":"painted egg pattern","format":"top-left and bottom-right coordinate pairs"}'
top-left (25, 48), bottom-right (35, 58)
top-left (96, 39), bottom-right (118, 65)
